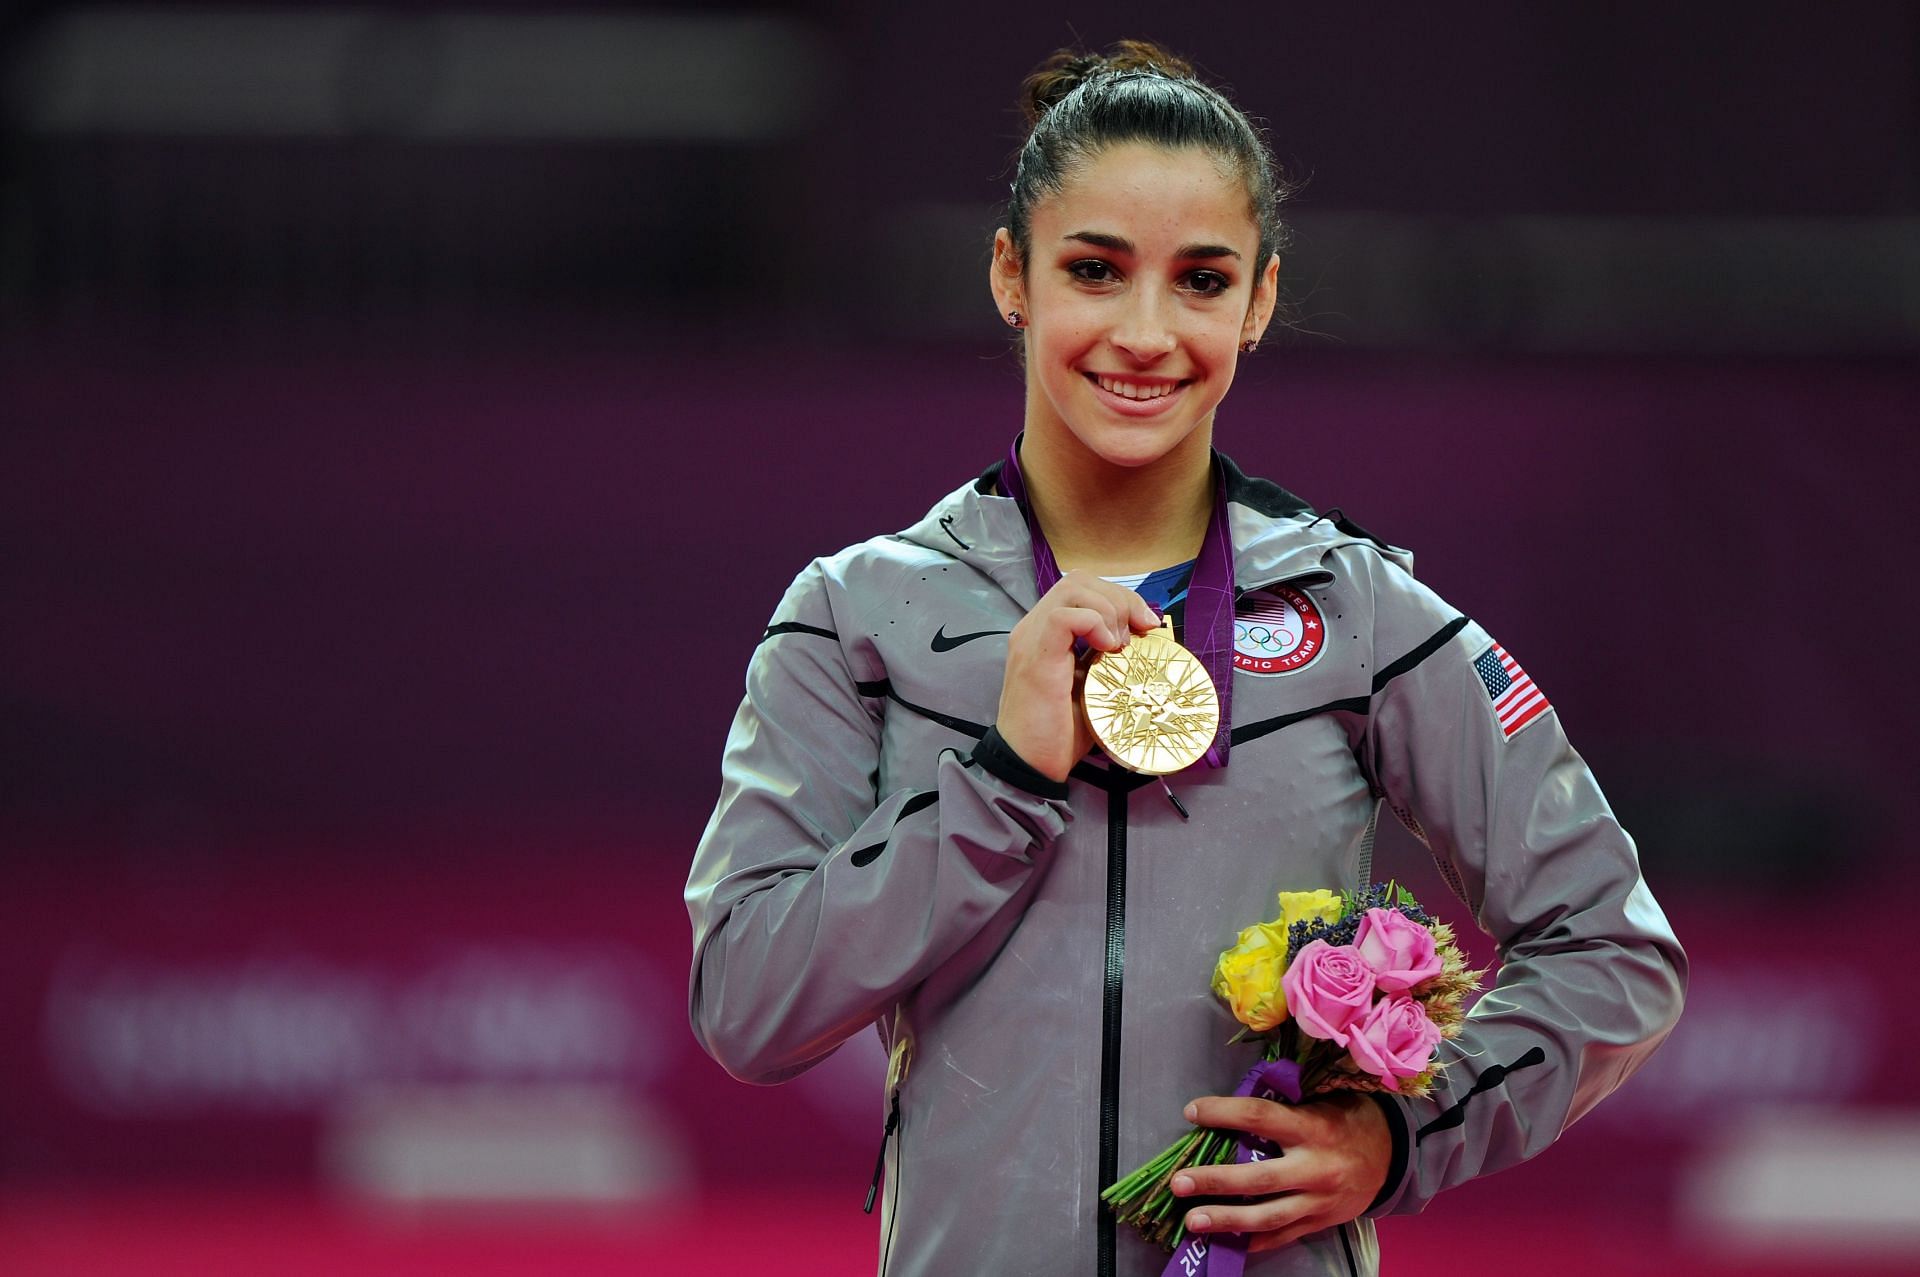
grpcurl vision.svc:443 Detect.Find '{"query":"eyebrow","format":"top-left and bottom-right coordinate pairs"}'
top-left (1064, 231), bottom-right (1241, 261)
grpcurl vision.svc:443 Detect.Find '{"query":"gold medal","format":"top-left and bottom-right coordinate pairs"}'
top-left (1081, 615), bottom-right (1220, 775)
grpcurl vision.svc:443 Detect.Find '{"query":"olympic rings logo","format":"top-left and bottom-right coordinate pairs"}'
top-left (1235, 618), bottom-right (1300, 655)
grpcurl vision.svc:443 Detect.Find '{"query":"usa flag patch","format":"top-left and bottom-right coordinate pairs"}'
top-left (1473, 642), bottom-right (1551, 739)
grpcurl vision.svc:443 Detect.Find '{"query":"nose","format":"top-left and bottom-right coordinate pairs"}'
top-left (1109, 289), bottom-right (1177, 363)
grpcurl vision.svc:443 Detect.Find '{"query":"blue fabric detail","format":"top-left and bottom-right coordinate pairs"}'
top-left (1131, 559), bottom-right (1194, 613)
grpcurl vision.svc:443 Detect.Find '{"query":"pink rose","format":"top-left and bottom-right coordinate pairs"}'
top-left (1280, 940), bottom-right (1375, 1044)
top-left (1345, 994), bottom-right (1442, 1091)
top-left (1353, 908), bottom-right (1443, 993)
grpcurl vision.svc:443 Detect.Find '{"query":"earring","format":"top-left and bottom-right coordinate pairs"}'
top-left (1239, 338), bottom-right (1258, 354)
top-left (1005, 310), bottom-right (1025, 328)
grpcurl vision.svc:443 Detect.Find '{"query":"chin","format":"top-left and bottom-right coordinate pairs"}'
top-left (1069, 399), bottom-right (1220, 470)
top-left (1073, 421), bottom-right (1210, 471)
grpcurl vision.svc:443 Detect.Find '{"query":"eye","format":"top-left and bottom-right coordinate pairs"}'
top-left (1182, 270), bottom-right (1231, 297)
top-left (1068, 258), bottom-right (1118, 284)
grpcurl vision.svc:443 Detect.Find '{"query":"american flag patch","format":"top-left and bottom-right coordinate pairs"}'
top-left (1473, 643), bottom-right (1551, 739)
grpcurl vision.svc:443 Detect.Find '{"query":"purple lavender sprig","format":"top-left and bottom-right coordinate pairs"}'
top-left (1286, 881), bottom-right (1432, 963)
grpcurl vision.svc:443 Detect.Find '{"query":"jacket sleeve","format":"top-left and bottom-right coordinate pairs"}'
top-left (1355, 561), bottom-right (1687, 1215)
top-left (685, 561), bottom-right (1073, 1085)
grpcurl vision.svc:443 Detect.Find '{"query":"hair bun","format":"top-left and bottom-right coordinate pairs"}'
top-left (1019, 39), bottom-right (1196, 125)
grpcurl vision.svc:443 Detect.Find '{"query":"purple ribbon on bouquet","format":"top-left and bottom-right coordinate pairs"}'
top-left (1158, 1058), bottom-right (1303, 1277)
top-left (999, 434), bottom-right (1237, 768)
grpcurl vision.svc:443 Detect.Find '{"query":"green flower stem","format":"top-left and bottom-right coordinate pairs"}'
top-left (1102, 1128), bottom-right (1202, 1205)
top-left (1104, 1148), bottom-right (1190, 1218)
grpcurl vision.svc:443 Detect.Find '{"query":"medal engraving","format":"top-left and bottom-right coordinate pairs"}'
top-left (1082, 616), bottom-right (1220, 775)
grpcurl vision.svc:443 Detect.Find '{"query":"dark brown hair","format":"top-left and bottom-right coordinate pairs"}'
top-left (1006, 40), bottom-right (1293, 271)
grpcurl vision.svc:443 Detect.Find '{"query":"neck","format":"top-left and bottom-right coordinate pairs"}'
top-left (1015, 425), bottom-right (1216, 575)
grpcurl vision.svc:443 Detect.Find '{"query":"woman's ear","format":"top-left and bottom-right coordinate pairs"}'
top-left (1242, 250), bottom-right (1281, 347)
top-left (989, 228), bottom-right (1026, 323)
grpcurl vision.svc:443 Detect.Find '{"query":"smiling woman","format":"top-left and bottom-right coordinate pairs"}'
top-left (990, 141), bottom-right (1275, 564)
top-left (685, 39), bottom-right (1685, 1277)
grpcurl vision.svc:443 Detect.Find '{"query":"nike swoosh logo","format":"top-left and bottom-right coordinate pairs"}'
top-left (931, 625), bottom-right (1009, 653)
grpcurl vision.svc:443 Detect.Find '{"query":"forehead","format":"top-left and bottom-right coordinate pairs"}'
top-left (1034, 142), bottom-right (1257, 252)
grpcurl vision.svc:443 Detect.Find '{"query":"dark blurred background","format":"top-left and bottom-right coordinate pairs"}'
top-left (2, 3), bottom-right (1916, 1274)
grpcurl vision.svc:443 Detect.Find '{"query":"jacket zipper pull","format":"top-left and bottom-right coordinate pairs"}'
top-left (1160, 779), bottom-right (1190, 820)
top-left (863, 1089), bottom-right (902, 1214)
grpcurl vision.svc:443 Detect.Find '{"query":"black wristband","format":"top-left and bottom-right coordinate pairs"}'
top-left (972, 726), bottom-right (1070, 800)
top-left (1364, 1090), bottom-right (1411, 1213)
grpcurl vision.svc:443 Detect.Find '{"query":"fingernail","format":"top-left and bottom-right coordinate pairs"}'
top-left (1171, 1174), bottom-right (1194, 1195)
top-left (1183, 1102), bottom-right (1197, 1121)
top-left (1188, 1212), bottom-right (1211, 1231)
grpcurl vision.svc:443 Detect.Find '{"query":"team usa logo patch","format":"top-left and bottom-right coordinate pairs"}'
top-left (1232, 584), bottom-right (1327, 675)
top-left (1474, 642), bottom-right (1552, 738)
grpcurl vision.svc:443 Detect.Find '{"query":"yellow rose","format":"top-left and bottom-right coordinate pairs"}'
top-left (1211, 921), bottom-right (1293, 1032)
top-left (1276, 889), bottom-right (1344, 934)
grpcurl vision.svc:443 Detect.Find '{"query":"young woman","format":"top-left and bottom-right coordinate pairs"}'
top-left (686, 42), bottom-right (1685, 1277)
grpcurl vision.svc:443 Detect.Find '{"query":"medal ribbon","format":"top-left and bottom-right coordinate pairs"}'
top-left (1000, 434), bottom-right (1235, 768)
top-left (1157, 1058), bottom-right (1303, 1277)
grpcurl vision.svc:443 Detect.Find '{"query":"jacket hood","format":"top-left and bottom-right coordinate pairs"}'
top-left (893, 450), bottom-right (1415, 608)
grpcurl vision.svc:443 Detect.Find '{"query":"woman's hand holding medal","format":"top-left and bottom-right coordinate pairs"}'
top-left (996, 570), bottom-right (1159, 783)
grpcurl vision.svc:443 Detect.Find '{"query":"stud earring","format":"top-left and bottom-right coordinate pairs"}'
top-left (1005, 310), bottom-right (1025, 328)
top-left (1239, 338), bottom-right (1258, 354)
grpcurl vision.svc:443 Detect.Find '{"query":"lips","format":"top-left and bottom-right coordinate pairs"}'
top-left (1085, 372), bottom-right (1190, 415)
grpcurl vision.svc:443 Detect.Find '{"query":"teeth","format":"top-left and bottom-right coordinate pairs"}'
top-left (1097, 376), bottom-right (1177, 400)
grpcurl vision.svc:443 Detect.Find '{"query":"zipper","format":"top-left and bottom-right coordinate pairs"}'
top-left (1158, 777), bottom-right (1190, 820)
top-left (1096, 782), bottom-right (1128, 1277)
top-left (867, 1087), bottom-right (903, 1275)
top-left (864, 1088), bottom-right (901, 1214)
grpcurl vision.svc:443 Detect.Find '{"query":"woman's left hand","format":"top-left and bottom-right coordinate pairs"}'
top-left (1168, 1091), bottom-right (1392, 1252)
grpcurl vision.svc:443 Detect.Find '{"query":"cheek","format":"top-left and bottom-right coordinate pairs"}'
top-left (1033, 325), bottom-right (1096, 379)
top-left (1198, 319), bottom-right (1245, 361)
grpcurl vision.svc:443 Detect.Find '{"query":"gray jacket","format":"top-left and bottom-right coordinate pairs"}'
top-left (686, 456), bottom-right (1686, 1276)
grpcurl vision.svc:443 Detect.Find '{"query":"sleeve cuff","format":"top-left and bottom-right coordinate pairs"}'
top-left (971, 726), bottom-right (1070, 800)
top-left (1363, 1090), bottom-right (1412, 1215)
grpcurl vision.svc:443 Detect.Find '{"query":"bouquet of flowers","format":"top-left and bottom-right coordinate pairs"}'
top-left (1102, 882), bottom-right (1483, 1251)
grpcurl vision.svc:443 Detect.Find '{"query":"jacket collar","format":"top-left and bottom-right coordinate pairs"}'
top-left (896, 451), bottom-right (1410, 607)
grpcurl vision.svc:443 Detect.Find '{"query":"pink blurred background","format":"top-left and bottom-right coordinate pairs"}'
top-left (3, 3), bottom-right (1917, 1273)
